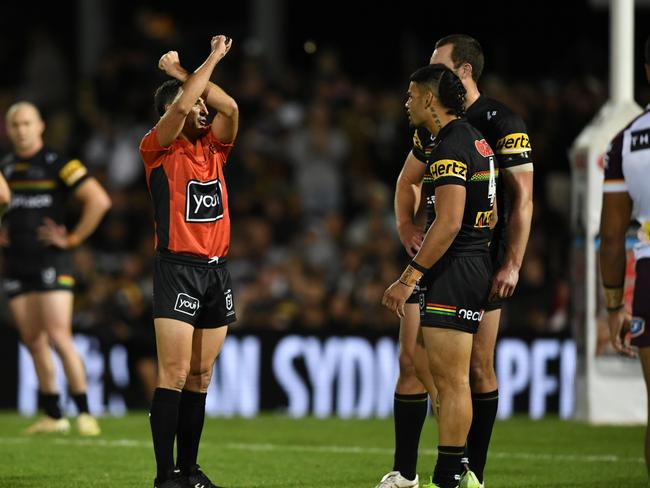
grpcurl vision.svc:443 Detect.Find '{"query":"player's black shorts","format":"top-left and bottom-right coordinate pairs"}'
top-left (406, 281), bottom-right (422, 305)
top-left (3, 253), bottom-right (75, 299)
top-left (631, 258), bottom-right (650, 348)
top-left (153, 251), bottom-right (237, 329)
top-left (419, 254), bottom-right (492, 334)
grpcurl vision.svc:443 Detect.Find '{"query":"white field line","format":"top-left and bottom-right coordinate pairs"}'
top-left (0, 437), bottom-right (643, 464)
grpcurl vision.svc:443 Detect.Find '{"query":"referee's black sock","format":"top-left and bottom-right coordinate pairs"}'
top-left (176, 389), bottom-right (207, 474)
top-left (465, 389), bottom-right (498, 483)
top-left (71, 392), bottom-right (89, 414)
top-left (39, 391), bottom-right (62, 420)
top-left (392, 392), bottom-right (428, 481)
top-left (433, 445), bottom-right (464, 488)
top-left (150, 388), bottom-right (181, 481)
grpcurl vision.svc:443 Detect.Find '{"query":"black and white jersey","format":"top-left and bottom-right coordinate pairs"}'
top-left (1, 147), bottom-right (89, 265)
top-left (604, 106), bottom-right (650, 260)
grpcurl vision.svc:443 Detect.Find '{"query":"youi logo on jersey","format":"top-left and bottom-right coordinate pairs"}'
top-left (185, 179), bottom-right (224, 222)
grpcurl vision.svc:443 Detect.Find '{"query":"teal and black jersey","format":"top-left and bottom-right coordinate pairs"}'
top-left (419, 118), bottom-right (497, 255)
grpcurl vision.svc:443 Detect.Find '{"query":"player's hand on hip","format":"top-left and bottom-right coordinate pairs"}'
top-left (398, 222), bottom-right (424, 258)
top-left (607, 308), bottom-right (637, 358)
top-left (158, 51), bottom-right (186, 80)
top-left (382, 280), bottom-right (413, 319)
top-left (489, 262), bottom-right (519, 300)
top-left (38, 218), bottom-right (72, 249)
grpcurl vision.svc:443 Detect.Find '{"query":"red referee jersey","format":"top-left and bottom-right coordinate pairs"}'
top-left (139, 127), bottom-right (233, 259)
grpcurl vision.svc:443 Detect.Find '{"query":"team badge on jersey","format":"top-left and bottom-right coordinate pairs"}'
top-left (185, 179), bottom-right (224, 222)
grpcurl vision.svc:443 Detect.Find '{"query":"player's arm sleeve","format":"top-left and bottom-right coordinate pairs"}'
top-left (204, 128), bottom-right (235, 164)
top-left (603, 131), bottom-right (626, 193)
top-left (429, 144), bottom-right (468, 189)
top-left (57, 157), bottom-right (89, 190)
top-left (139, 129), bottom-right (168, 169)
top-left (494, 113), bottom-right (533, 172)
top-left (411, 129), bottom-right (430, 164)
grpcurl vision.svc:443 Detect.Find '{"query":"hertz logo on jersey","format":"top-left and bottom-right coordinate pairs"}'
top-left (495, 133), bottom-right (531, 155)
top-left (59, 159), bottom-right (88, 187)
top-left (430, 159), bottom-right (467, 181)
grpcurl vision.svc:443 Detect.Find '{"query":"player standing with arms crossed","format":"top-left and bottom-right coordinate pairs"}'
top-left (140, 35), bottom-right (238, 488)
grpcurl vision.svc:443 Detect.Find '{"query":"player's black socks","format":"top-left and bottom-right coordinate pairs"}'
top-left (465, 389), bottom-right (498, 483)
top-left (433, 445), bottom-right (464, 488)
top-left (392, 392), bottom-right (428, 481)
top-left (176, 389), bottom-right (207, 474)
top-left (150, 388), bottom-right (181, 481)
top-left (39, 392), bottom-right (62, 419)
top-left (71, 392), bottom-right (89, 414)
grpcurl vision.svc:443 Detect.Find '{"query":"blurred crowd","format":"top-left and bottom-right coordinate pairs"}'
top-left (2, 8), bottom-right (647, 377)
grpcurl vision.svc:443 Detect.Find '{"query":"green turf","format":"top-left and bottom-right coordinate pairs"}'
top-left (0, 412), bottom-right (645, 487)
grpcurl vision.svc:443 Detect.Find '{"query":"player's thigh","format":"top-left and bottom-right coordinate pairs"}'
top-left (472, 308), bottom-right (500, 365)
top-left (190, 326), bottom-right (228, 374)
top-left (37, 290), bottom-right (74, 333)
top-left (154, 318), bottom-right (194, 373)
top-left (422, 327), bottom-right (473, 383)
top-left (9, 293), bottom-right (46, 342)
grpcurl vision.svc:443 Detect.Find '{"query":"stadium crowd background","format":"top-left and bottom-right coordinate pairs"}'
top-left (1, 1), bottom-right (650, 401)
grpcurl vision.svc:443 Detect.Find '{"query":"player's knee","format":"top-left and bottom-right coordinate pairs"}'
top-left (159, 363), bottom-right (190, 390)
top-left (398, 348), bottom-right (417, 377)
top-left (187, 366), bottom-right (213, 391)
top-left (469, 355), bottom-right (496, 389)
top-left (431, 369), bottom-right (469, 395)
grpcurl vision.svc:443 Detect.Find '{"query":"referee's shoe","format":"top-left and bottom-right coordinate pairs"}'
top-left (184, 465), bottom-right (225, 488)
top-left (154, 469), bottom-right (190, 488)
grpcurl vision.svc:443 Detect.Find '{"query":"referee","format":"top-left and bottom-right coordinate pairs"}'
top-left (600, 35), bottom-right (650, 478)
top-left (140, 35), bottom-right (238, 488)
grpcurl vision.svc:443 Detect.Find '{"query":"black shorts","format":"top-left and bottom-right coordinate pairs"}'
top-left (406, 281), bottom-right (422, 305)
top-left (3, 253), bottom-right (75, 299)
top-left (153, 252), bottom-right (236, 329)
top-left (631, 258), bottom-right (650, 348)
top-left (419, 254), bottom-right (492, 334)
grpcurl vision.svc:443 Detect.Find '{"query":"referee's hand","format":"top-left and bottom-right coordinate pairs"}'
top-left (382, 280), bottom-right (413, 319)
top-left (607, 308), bottom-right (637, 358)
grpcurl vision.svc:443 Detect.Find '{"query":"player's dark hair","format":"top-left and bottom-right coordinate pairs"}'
top-left (645, 35), bottom-right (650, 65)
top-left (435, 34), bottom-right (484, 82)
top-left (410, 64), bottom-right (466, 117)
top-left (154, 79), bottom-right (183, 117)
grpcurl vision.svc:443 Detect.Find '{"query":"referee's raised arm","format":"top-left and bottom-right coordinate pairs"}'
top-left (155, 35), bottom-right (233, 148)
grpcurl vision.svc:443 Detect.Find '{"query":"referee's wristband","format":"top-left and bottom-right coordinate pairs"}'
top-left (409, 260), bottom-right (429, 274)
top-left (603, 286), bottom-right (624, 311)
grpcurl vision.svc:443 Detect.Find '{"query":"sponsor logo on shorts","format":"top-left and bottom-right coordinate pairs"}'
top-left (174, 293), bottom-right (200, 316)
top-left (426, 303), bottom-right (457, 316)
top-left (186, 179), bottom-right (224, 223)
top-left (430, 159), bottom-right (467, 181)
top-left (630, 317), bottom-right (646, 338)
top-left (41, 267), bottom-right (56, 285)
top-left (495, 132), bottom-right (531, 155)
top-left (457, 308), bottom-right (484, 322)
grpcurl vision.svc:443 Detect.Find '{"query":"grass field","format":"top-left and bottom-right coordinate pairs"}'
top-left (0, 412), bottom-right (646, 487)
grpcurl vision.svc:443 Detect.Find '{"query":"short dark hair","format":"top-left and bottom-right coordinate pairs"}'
top-left (435, 34), bottom-right (484, 82)
top-left (645, 35), bottom-right (650, 65)
top-left (154, 79), bottom-right (183, 117)
top-left (410, 63), bottom-right (466, 117)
